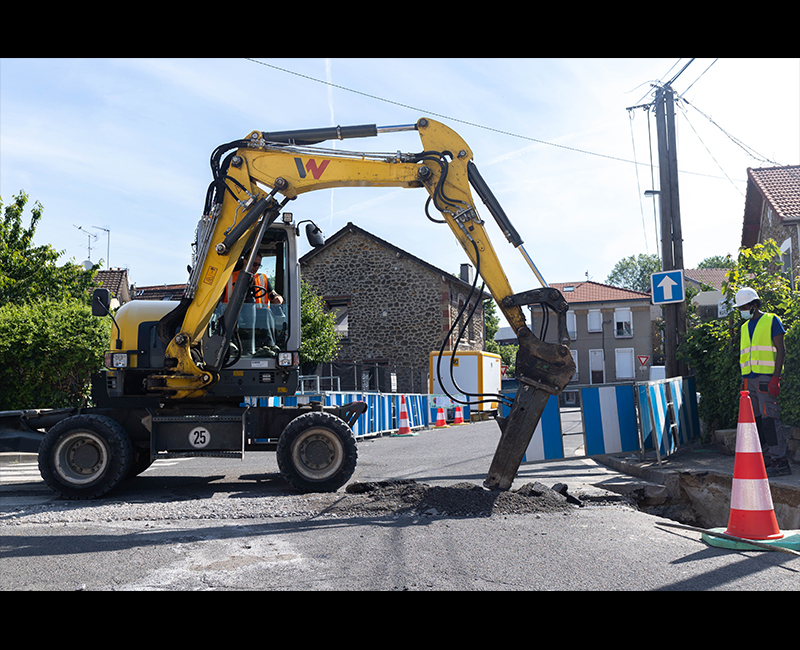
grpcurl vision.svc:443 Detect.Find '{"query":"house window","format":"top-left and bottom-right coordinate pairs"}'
top-left (326, 299), bottom-right (350, 339)
top-left (569, 349), bottom-right (579, 382)
top-left (589, 348), bottom-right (604, 384)
top-left (615, 348), bottom-right (635, 380)
top-left (567, 310), bottom-right (577, 340)
top-left (588, 309), bottom-right (602, 333)
top-left (614, 308), bottom-right (633, 338)
top-left (781, 238), bottom-right (793, 289)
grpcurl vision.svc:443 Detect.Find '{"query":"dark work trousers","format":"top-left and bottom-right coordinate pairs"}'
top-left (743, 375), bottom-right (787, 460)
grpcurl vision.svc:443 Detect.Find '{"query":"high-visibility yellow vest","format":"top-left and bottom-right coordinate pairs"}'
top-left (740, 313), bottom-right (783, 375)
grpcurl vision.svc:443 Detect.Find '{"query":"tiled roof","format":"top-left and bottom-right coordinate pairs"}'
top-left (550, 281), bottom-right (650, 304)
top-left (684, 267), bottom-right (731, 290)
top-left (94, 268), bottom-right (131, 303)
top-left (132, 283), bottom-right (186, 301)
top-left (742, 165), bottom-right (800, 247)
top-left (94, 268), bottom-right (126, 291)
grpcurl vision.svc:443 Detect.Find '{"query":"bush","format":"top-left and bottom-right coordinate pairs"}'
top-left (780, 321), bottom-right (800, 426)
top-left (680, 318), bottom-right (741, 432)
top-left (0, 299), bottom-right (110, 410)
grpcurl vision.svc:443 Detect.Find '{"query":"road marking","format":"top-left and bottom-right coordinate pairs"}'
top-left (0, 462), bottom-right (42, 484)
top-left (0, 457), bottom-right (193, 484)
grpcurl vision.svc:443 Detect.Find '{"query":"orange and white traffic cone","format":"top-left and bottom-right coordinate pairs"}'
top-left (391, 395), bottom-right (416, 437)
top-left (434, 407), bottom-right (449, 428)
top-left (453, 405), bottom-right (466, 425)
top-left (723, 390), bottom-right (783, 540)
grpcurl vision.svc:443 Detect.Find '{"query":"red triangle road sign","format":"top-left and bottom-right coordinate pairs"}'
top-left (637, 355), bottom-right (650, 366)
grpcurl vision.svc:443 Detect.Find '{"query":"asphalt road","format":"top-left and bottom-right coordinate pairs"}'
top-left (2, 417), bottom-right (799, 590)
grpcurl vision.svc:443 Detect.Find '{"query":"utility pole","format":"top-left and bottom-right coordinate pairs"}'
top-left (654, 84), bottom-right (688, 377)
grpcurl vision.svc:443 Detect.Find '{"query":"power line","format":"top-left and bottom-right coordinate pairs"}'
top-left (628, 108), bottom-right (650, 253)
top-left (679, 96), bottom-right (783, 166)
top-left (665, 58), bottom-right (695, 86)
top-left (681, 58), bottom-right (718, 95)
top-left (245, 58), bottom-right (742, 182)
top-left (677, 99), bottom-right (744, 196)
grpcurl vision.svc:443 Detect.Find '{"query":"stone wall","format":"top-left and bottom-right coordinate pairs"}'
top-left (757, 199), bottom-right (799, 281)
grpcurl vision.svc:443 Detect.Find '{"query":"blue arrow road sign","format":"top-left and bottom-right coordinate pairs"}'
top-left (651, 269), bottom-right (685, 305)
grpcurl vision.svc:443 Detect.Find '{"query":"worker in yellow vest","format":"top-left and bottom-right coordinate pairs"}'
top-left (735, 287), bottom-right (790, 476)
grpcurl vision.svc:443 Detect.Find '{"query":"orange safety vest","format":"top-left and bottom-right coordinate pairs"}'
top-left (221, 271), bottom-right (271, 305)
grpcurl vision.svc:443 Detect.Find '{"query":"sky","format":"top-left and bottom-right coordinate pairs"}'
top-left (2, 58), bottom-right (799, 326)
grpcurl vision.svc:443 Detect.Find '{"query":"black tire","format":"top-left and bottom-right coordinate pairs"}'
top-left (276, 411), bottom-right (357, 493)
top-left (38, 414), bottom-right (133, 500)
top-left (126, 447), bottom-right (154, 478)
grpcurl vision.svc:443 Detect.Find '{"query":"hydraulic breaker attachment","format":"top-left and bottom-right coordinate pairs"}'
top-left (484, 288), bottom-right (575, 490)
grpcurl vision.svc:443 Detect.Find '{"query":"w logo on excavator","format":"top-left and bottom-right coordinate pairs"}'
top-left (294, 157), bottom-right (330, 180)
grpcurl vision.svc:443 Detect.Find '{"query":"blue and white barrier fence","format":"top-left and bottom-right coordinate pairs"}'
top-left (500, 376), bottom-right (700, 464)
top-left (637, 376), bottom-right (701, 461)
top-left (243, 377), bottom-right (700, 462)
top-left (242, 392), bottom-right (434, 438)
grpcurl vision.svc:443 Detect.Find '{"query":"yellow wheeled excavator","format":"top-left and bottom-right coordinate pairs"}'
top-left (1, 118), bottom-right (575, 499)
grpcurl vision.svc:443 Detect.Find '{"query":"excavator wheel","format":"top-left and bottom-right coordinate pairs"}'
top-left (276, 411), bottom-right (357, 493)
top-left (38, 414), bottom-right (133, 500)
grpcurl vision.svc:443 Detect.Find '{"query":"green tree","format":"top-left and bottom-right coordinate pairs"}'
top-left (698, 254), bottom-right (735, 269)
top-left (483, 298), bottom-right (501, 353)
top-left (0, 191), bottom-right (108, 409)
top-left (1, 191), bottom-right (100, 305)
top-left (606, 253), bottom-right (661, 292)
top-left (299, 278), bottom-right (341, 367)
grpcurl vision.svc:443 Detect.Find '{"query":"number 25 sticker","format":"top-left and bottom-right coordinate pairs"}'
top-left (189, 426), bottom-right (211, 449)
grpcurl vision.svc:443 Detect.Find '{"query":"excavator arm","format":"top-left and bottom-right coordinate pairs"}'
top-left (155, 117), bottom-right (575, 489)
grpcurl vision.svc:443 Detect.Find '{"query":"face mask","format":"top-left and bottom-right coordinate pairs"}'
top-left (740, 309), bottom-right (753, 320)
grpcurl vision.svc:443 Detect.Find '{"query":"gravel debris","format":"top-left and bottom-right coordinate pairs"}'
top-left (337, 479), bottom-right (578, 518)
top-left (0, 480), bottom-right (580, 525)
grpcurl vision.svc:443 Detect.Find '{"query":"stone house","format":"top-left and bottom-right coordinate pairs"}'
top-left (741, 165), bottom-right (800, 288)
top-left (300, 222), bottom-right (489, 394)
top-left (526, 281), bottom-right (654, 391)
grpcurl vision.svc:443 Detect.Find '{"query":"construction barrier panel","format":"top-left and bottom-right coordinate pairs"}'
top-left (637, 376), bottom-right (701, 460)
top-left (582, 383), bottom-right (640, 456)
top-left (500, 392), bottom-right (564, 462)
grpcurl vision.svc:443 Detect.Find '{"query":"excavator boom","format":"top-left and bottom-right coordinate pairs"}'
top-left (158, 117), bottom-right (576, 489)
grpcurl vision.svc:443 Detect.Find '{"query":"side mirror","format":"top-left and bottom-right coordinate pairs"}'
top-left (305, 223), bottom-right (325, 248)
top-left (92, 288), bottom-right (111, 316)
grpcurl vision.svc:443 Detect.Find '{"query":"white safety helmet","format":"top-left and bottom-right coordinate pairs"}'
top-left (734, 287), bottom-right (760, 308)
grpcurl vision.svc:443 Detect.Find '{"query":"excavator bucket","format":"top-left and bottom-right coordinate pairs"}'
top-left (484, 382), bottom-right (551, 490)
top-left (483, 304), bottom-right (576, 490)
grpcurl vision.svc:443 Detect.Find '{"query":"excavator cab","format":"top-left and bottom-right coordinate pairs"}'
top-left (197, 219), bottom-right (305, 399)
top-left (208, 226), bottom-right (292, 367)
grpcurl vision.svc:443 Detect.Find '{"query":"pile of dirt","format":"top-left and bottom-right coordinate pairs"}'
top-left (322, 479), bottom-right (580, 518)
